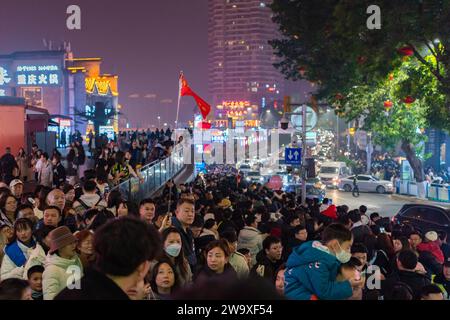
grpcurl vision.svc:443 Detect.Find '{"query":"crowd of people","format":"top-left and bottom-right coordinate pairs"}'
top-left (1, 137), bottom-right (450, 300)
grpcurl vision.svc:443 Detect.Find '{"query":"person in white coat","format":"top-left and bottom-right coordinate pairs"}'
top-left (237, 214), bottom-right (264, 268)
top-left (42, 226), bottom-right (83, 300)
top-left (38, 153), bottom-right (53, 188)
top-left (1, 218), bottom-right (36, 280)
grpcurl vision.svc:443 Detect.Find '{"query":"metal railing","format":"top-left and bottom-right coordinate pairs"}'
top-left (111, 145), bottom-right (185, 203)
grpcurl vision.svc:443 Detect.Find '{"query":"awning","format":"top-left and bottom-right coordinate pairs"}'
top-left (48, 119), bottom-right (59, 126)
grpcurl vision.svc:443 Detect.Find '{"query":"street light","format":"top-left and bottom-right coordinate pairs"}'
top-left (157, 116), bottom-right (161, 128)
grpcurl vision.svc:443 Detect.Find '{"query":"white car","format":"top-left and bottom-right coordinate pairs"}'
top-left (245, 171), bottom-right (265, 183)
top-left (338, 175), bottom-right (394, 194)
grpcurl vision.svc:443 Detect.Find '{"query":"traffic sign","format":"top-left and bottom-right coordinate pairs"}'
top-left (285, 147), bottom-right (302, 165)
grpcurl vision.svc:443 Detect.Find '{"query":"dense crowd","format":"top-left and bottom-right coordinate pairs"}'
top-left (0, 139), bottom-right (449, 300)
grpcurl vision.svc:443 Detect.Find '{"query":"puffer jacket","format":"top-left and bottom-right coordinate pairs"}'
top-left (42, 253), bottom-right (83, 300)
top-left (229, 251), bottom-right (250, 279)
top-left (417, 242), bottom-right (444, 264)
top-left (1, 240), bottom-right (35, 280)
top-left (237, 226), bottom-right (264, 267)
top-left (23, 243), bottom-right (46, 279)
top-left (284, 241), bottom-right (352, 300)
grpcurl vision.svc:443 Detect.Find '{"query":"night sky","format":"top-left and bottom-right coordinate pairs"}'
top-left (0, 0), bottom-right (209, 128)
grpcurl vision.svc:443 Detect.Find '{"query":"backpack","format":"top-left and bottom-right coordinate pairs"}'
top-left (77, 197), bottom-right (103, 210)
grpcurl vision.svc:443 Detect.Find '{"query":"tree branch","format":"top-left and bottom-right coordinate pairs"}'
top-left (423, 38), bottom-right (437, 58)
top-left (407, 42), bottom-right (445, 83)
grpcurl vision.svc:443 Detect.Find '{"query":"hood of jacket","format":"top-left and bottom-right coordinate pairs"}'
top-left (45, 253), bottom-right (82, 270)
top-left (239, 227), bottom-right (261, 242)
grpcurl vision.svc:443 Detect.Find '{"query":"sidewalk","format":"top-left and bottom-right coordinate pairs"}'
top-left (390, 193), bottom-right (450, 207)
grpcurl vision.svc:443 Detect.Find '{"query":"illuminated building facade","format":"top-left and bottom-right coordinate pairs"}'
top-left (208, 0), bottom-right (284, 116)
top-left (0, 49), bottom-right (119, 144)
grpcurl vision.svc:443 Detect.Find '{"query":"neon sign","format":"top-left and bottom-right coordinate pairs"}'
top-left (85, 77), bottom-right (115, 96)
top-left (15, 65), bottom-right (61, 86)
top-left (0, 67), bottom-right (12, 86)
top-left (221, 100), bottom-right (251, 109)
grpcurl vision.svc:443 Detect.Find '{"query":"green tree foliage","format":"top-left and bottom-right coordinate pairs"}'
top-left (270, 0), bottom-right (450, 181)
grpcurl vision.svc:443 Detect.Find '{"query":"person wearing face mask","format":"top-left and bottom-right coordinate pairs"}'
top-left (157, 227), bottom-right (192, 287)
top-left (285, 223), bottom-right (363, 300)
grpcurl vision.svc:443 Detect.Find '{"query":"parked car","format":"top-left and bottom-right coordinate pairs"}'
top-left (283, 184), bottom-right (326, 202)
top-left (392, 204), bottom-right (450, 239)
top-left (238, 163), bottom-right (252, 174)
top-left (338, 174), bottom-right (394, 194)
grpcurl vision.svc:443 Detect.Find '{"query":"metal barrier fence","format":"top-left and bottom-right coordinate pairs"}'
top-left (110, 145), bottom-right (185, 203)
top-left (396, 180), bottom-right (450, 203)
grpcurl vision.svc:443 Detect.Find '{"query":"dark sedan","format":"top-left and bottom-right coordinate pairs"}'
top-left (392, 204), bottom-right (450, 238)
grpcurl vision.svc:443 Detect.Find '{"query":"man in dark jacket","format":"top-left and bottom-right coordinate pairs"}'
top-left (52, 156), bottom-right (66, 188)
top-left (349, 210), bottom-right (372, 243)
top-left (0, 147), bottom-right (18, 185)
top-left (250, 236), bottom-right (284, 282)
top-left (128, 140), bottom-right (142, 169)
top-left (172, 198), bottom-right (197, 269)
top-left (56, 217), bottom-right (161, 300)
top-left (382, 249), bottom-right (431, 300)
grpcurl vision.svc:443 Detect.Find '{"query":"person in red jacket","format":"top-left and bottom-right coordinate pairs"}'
top-left (417, 231), bottom-right (444, 264)
top-left (320, 198), bottom-right (338, 220)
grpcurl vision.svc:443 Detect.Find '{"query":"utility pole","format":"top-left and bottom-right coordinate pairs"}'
top-left (283, 96), bottom-right (327, 206)
top-left (301, 103), bottom-right (307, 206)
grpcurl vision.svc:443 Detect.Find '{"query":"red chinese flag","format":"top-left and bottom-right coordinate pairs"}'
top-left (179, 73), bottom-right (211, 119)
top-left (197, 121), bottom-right (212, 129)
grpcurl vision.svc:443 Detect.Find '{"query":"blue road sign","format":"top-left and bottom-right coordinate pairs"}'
top-left (285, 147), bottom-right (302, 165)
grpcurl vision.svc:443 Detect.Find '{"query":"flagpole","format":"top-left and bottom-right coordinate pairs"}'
top-left (175, 71), bottom-right (182, 129)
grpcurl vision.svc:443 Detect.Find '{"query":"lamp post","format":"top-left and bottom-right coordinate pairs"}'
top-left (157, 116), bottom-right (161, 128)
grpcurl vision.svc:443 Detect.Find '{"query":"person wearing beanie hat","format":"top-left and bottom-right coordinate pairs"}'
top-left (9, 179), bottom-right (23, 201)
top-left (42, 226), bottom-right (83, 300)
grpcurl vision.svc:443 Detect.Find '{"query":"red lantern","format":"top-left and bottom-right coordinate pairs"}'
top-left (357, 56), bottom-right (367, 64)
top-left (388, 73), bottom-right (394, 81)
top-left (398, 46), bottom-right (414, 56)
top-left (299, 66), bottom-right (306, 77)
top-left (335, 93), bottom-right (344, 100)
top-left (384, 100), bottom-right (393, 109)
top-left (403, 96), bottom-right (416, 104)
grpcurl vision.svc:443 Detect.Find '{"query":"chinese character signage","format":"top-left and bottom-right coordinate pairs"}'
top-left (15, 65), bottom-right (62, 86)
top-left (0, 67), bottom-right (12, 86)
top-left (221, 100), bottom-right (251, 108)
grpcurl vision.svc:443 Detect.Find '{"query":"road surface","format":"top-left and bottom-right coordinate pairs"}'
top-left (326, 189), bottom-right (407, 218)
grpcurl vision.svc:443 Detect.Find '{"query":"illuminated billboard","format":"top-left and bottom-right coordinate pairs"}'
top-left (15, 64), bottom-right (62, 86)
